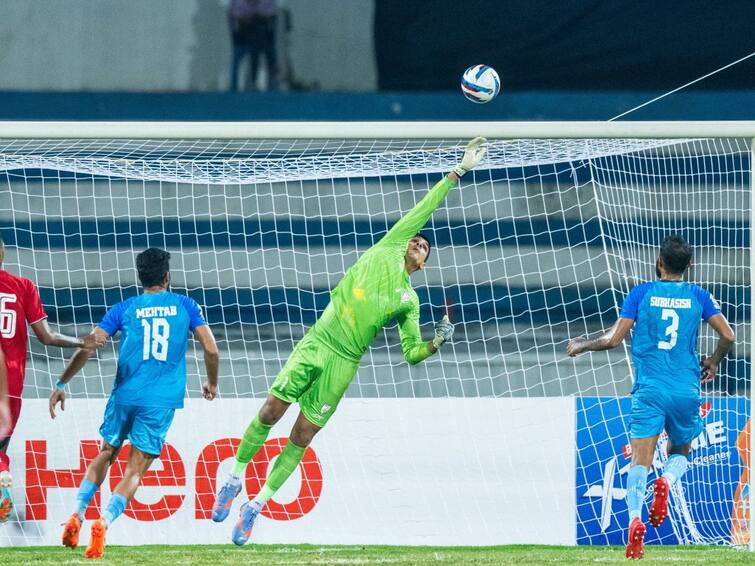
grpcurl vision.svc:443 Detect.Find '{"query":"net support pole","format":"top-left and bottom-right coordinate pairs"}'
top-left (750, 136), bottom-right (755, 552)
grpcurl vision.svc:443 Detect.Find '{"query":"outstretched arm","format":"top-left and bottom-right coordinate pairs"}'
top-left (49, 327), bottom-right (109, 419)
top-left (194, 325), bottom-right (220, 400)
top-left (381, 137), bottom-right (487, 247)
top-left (700, 313), bottom-right (735, 383)
top-left (31, 319), bottom-right (106, 349)
top-left (567, 318), bottom-right (635, 357)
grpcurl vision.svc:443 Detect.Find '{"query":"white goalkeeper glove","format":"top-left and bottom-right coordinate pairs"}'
top-left (432, 315), bottom-right (454, 349)
top-left (452, 136), bottom-right (487, 177)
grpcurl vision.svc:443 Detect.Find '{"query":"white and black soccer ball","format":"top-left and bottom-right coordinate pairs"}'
top-left (461, 65), bottom-right (501, 104)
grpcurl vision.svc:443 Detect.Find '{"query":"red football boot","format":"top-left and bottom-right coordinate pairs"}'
top-left (649, 477), bottom-right (670, 528)
top-left (625, 517), bottom-right (646, 560)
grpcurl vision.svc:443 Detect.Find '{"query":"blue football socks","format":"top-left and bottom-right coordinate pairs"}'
top-left (102, 493), bottom-right (128, 526)
top-left (75, 479), bottom-right (99, 520)
top-left (662, 454), bottom-right (689, 485)
top-left (626, 465), bottom-right (649, 521)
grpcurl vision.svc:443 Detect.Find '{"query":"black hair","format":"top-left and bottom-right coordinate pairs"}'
top-left (136, 247), bottom-right (171, 288)
top-left (659, 235), bottom-right (692, 275)
top-left (415, 233), bottom-right (432, 263)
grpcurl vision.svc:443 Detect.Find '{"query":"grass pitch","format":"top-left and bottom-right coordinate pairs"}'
top-left (0, 544), bottom-right (752, 565)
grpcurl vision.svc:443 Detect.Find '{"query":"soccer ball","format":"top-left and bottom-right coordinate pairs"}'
top-left (461, 65), bottom-right (500, 104)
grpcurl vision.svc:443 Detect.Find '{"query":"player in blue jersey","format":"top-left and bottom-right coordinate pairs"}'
top-left (567, 236), bottom-right (735, 560)
top-left (48, 248), bottom-right (220, 559)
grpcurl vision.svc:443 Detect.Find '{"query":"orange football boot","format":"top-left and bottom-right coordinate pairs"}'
top-left (84, 518), bottom-right (107, 559)
top-left (62, 513), bottom-right (82, 548)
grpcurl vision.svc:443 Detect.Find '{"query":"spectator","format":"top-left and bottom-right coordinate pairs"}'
top-left (229, 0), bottom-right (280, 92)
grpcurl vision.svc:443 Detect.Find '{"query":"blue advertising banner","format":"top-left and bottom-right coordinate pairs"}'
top-left (577, 397), bottom-right (750, 545)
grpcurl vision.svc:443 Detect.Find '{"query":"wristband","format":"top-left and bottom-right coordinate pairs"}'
top-left (55, 380), bottom-right (66, 391)
top-left (452, 165), bottom-right (467, 177)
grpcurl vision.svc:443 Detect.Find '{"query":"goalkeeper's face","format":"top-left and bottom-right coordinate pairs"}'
top-left (405, 236), bottom-right (429, 271)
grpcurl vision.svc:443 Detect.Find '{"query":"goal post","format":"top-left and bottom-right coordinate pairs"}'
top-left (0, 120), bottom-right (754, 139)
top-left (0, 121), bottom-right (752, 549)
top-left (750, 135), bottom-right (755, 553)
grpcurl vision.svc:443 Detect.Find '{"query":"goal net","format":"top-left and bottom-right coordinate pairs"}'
top-left (0, 129), bottom-right (750, 548)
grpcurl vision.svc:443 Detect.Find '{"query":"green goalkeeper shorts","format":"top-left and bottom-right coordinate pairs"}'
top-left (269, 331), bottom-right (360, 428)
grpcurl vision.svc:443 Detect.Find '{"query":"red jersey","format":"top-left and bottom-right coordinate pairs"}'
top-left (0, 269), bottom-right (47, 398)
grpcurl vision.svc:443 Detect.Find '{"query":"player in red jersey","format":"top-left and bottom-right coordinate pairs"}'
top-left (0, 343), bottom-right (9, 523)
top-left (0, 234), bottom-right (105, 522)
top-left (0, 345), bottom-right (9, 438)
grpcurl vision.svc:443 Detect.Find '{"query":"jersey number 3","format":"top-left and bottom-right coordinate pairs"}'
top-left (657, 308), bottom-right (679, 350)
top-left (142, 318), bottom-right (170, 361)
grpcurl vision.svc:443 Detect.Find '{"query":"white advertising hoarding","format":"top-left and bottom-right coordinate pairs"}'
top-left (1, 398), bottom-right (575, 546)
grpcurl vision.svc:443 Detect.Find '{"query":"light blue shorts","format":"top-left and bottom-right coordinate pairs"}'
top-left (99, 397), bottom-right (176, 457)
top-left (629, 386), bottom-right (702, 446)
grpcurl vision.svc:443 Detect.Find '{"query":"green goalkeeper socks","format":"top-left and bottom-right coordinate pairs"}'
top-left (232, 415), bottom-right (273, 477)
top-left (253, 440), bottom-right (306, 505)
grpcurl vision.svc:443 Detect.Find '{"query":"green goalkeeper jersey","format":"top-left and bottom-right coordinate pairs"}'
top-left (309, 175), bottom-right (457, 363)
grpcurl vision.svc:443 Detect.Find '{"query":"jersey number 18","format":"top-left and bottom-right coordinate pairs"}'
top-left (142, 318), bottom-right (170, 361)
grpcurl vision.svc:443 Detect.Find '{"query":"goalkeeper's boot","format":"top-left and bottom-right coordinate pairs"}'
top-left (0, 470), bottom-right (13, 523)
top-left (231, 501), bottom-right (260, 546)
top-left (84, 518), bottom-right (106, 559)
top-left (211, 479), bottom-right (242, 522)
top-left (648, 477), bottom-right (669, 528)
top-left (62, 513), bottom-right (82, 549)
top-left (625, 517), bottom-right (646, 560)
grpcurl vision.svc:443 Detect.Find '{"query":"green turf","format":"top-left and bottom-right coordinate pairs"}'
top-left (0, 544), bottom-right (752, 565)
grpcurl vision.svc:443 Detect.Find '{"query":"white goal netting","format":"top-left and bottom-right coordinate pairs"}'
top-left (0, 135), bottom-right (750, 547)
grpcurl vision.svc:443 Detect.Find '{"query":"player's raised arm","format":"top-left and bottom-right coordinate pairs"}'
top-left (49, 327), bottom-right (109, 419)
top-left (194, 325), bottom-right (220, 400)
top-left (380, 137), bottom-right (487, 247)
top-left (700, 313), bottom-right (735, 383)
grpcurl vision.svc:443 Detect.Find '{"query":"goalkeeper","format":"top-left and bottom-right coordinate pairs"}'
top-left (212, 137), bottom-right (487, 545)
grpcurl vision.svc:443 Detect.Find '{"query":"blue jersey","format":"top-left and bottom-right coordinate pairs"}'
top-left (619, 281), bottom-right (721, 396)
top-left (99, 291), bottom-right (207, 409)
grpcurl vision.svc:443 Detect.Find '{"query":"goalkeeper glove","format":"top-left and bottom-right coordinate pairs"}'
top-left (432, 315), bottom-right (454, 349)
top-left (452, 136), bottom-right (487, 177)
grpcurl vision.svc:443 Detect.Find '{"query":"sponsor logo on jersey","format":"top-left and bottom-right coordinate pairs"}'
top-left (395, 288), bottom-right (412, 303)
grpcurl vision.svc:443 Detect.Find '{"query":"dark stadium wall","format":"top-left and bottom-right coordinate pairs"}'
top-left (375, 0), bottom-right (755, 91)
top-left (1, 90), bottom-right (755, 121)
